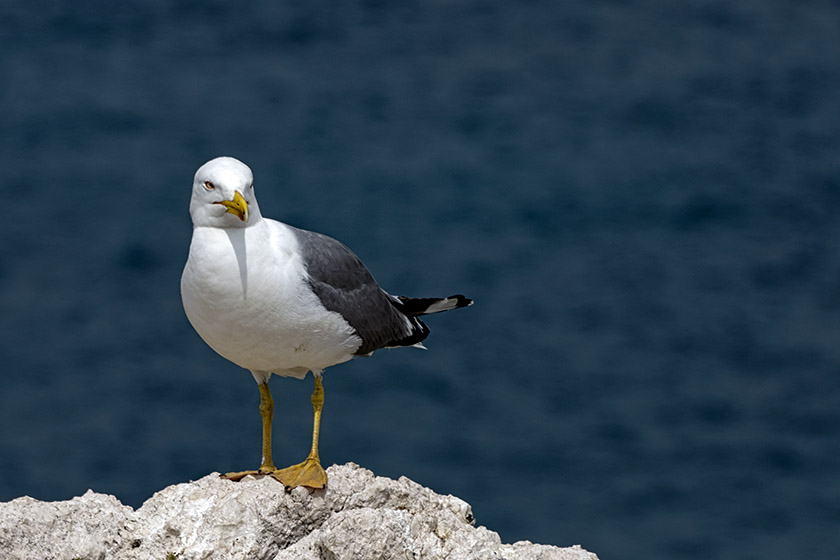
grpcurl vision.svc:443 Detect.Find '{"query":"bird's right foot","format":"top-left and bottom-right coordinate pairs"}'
top-left (220, 467), bottom-right (276, 481)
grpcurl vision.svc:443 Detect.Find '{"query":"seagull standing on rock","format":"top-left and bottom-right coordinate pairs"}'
top-left (181, 156), bottom-right (472, 488)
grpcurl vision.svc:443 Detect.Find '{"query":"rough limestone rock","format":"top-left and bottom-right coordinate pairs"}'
top-left (0, 463), bottom-right (599, 560)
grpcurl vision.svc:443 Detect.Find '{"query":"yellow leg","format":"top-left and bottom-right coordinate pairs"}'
top-left (222, 382), bottom-right (277, 481)
top-left (257, 382), bottom-right (276, 472)
top-left (272, 376), bottom-right (328, 488)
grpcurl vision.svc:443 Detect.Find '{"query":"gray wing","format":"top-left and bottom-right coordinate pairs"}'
top-left (290, 226), bottom-right (429, 355)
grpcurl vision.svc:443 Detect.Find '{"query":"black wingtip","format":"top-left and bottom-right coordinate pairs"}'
top-left (449, 294), bottom-right (473, 309)
top-left (395, 294), bottom-right (474, 316)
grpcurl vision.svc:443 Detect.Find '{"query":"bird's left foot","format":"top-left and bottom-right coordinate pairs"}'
top-left (271, 456), bottom-right (327, 489)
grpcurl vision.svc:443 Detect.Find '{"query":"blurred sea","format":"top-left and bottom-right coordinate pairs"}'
top-left (2, 2), bottom-right (839, 559)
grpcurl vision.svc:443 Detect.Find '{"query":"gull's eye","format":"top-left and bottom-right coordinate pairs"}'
top-left (203, 181), bottom-right (215, 190)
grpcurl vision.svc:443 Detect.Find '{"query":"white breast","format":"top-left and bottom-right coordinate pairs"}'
top-left (181, 219), bottom-right (362, 378)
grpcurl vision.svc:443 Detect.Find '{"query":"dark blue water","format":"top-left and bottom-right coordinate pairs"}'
top-left (2, 2), bottom-right (839, 558)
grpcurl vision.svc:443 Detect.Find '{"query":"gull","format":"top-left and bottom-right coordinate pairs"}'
top-left (181, 156), bottom-right (472, 488)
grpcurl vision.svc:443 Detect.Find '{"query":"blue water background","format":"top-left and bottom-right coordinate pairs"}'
top-left (2, 2), bottom-right (839, 559)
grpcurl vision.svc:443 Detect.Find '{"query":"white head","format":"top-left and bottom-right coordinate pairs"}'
top-left (190, 157), bottom-right (262, 228)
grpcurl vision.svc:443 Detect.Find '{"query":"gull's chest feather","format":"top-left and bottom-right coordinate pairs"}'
top-left (180, 221), bottom-right (361, 374)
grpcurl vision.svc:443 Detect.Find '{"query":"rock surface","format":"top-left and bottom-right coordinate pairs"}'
top-left (0, 463), bottom-right (598, 560)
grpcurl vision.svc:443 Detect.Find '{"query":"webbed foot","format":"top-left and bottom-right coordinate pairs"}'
top-left (271, 456), bottom-right (327, 489)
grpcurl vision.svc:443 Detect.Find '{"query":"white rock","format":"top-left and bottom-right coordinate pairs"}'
top-left (0, 490), bottom-right (136, 560)
top-left (0, 463), bottom-right (599, 560)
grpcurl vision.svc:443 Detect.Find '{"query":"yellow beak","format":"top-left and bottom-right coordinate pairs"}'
top-left (214, 190), bottom-right (249, 222)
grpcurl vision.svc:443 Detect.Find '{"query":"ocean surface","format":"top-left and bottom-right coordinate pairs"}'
top-left (1, 2), bottom-right (839, 559)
